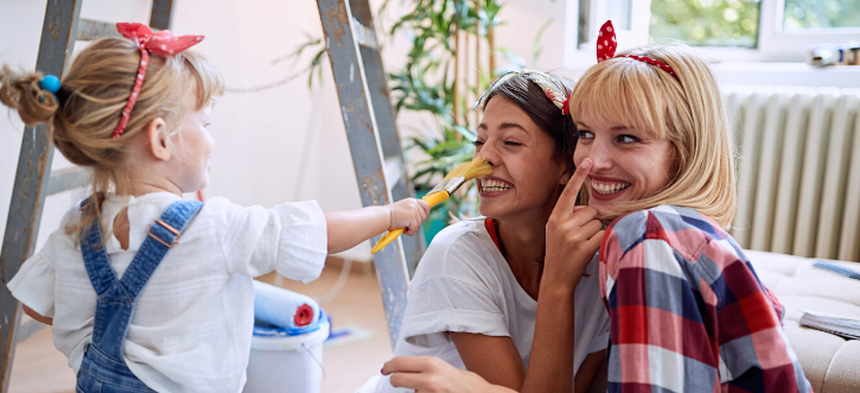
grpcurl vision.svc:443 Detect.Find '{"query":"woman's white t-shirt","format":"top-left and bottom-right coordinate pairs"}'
top-left (7, 192), bottom-right (328, 393)
top-left (375, 218), bottom-right (610, 392)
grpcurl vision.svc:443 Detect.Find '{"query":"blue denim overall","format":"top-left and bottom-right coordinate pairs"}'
top-left (76, 200), bottom-right (202, 393)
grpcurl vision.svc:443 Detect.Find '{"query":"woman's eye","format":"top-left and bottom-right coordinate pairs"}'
top-left (504, 141), bottom-right (522, 146)
top-left (473, 140), bottom-right (485, 147)
top-left (578, 130), bottom-right (594, 140)
top-left (618, 135), bottom-right (641, 144)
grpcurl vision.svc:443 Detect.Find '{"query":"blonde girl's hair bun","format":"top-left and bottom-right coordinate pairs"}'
top-left (0, 65), bottom-right (60, 126)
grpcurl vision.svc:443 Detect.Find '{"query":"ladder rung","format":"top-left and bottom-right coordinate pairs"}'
top-left (352, 19), bottom-right (378, 50)
top-left (77, 19), bottom-right (123, 41)
top-left (47, 167), bottom-right (91, 196)
top-left (15, 319), bottom-right (48, 343)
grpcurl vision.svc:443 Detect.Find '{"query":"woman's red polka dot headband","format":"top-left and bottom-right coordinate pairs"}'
top-left (596, 20), bottom-right (678, 79)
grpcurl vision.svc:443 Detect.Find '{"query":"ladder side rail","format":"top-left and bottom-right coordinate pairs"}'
top-left (317, 0), bottom-right (411, 348)
top-left (150, 0), bottom-right (175, 30)
top-left (0, 1), bottom-right (83, 391)
top-left (349, 0), bottom-right (425, 276)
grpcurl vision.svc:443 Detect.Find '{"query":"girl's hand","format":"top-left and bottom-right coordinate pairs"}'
top-left (544, 159), bottom-right (604, 291)
top-left (382, 356), bottom-right (515, 393)
top-left (387, 198), bottom-right (431, 236)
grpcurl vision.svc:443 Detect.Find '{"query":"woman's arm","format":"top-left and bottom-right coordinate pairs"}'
top-left (384, 356), bottom-right (516, 393)
top-left (448, 284), bottom-right (581, 392)
top-left (449, 333), bottom-right (525, 389)
top-left (575, 350), bottom-right (606, 393)
top-left (451, 161), bottom-right (603, 393)
top-left (381, 353), bottom-right (606, 393)
top-left (519, 159), bottom-right (602, 393)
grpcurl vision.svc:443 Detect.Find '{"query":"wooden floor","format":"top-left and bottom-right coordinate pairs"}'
top-left (8, 260), bottom-right (392, 393)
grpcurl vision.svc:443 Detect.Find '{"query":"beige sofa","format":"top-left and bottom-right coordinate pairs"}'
top-left (746, 250), bottom-right (860, 393)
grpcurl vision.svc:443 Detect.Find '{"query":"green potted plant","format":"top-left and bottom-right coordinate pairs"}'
top-left (295, 0), bottom-right (550, 244)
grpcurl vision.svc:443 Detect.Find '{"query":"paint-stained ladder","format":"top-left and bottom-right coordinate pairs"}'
top-left (316, 0), bottom-right (425, 347)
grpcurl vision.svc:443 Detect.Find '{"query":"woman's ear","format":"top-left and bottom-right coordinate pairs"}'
top-left (558, 162), bottom-right (574, 186)
top-left (144, 118), bottom-right (171, 161)
top-left (559, 172), bottom-right (571, 186)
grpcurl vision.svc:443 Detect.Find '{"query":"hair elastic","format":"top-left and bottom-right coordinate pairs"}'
top-left (39, 74), bottom-right (61, 102)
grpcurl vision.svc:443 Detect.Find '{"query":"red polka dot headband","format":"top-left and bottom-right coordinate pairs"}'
top-left (112, 23), bottom-right (204, 139)
top-left (596, 20), bottom-right (678, 79)
top-left (559, 20), bottom-right (679, 116)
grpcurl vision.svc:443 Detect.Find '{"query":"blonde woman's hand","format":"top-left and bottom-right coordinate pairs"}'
top-left (544, 159), bottom-right (604, 291)
top-left (387, 198), bottom-right (431, 236)
top-left (382, 356), bottom-right (515, 393)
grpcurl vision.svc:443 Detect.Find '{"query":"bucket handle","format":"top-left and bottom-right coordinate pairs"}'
top-left (302, 342), bottom-right (326, 378)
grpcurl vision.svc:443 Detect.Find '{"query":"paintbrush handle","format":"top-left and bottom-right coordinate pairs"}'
top-left (370, 191), bottom-right (450, 254)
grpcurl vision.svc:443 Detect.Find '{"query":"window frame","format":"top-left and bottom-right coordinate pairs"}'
top-left (760, 0), bottom-right (860, 61)
top-left (564, 0), bottom-right (860, 69)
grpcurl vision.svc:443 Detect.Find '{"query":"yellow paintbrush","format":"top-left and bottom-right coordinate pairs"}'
top-left (371, 157), bottom-right (493, 254)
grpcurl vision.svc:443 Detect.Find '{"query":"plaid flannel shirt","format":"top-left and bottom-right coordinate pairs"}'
top-left (599, 205), bottom-right (812, 393)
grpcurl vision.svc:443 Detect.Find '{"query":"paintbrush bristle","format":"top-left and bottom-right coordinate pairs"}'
top-left (443, 157), bottom-right (493, 181)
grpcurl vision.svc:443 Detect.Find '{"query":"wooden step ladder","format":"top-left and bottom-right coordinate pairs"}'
top-left (0, 1), bottom-right (175, 390)
top-left (316, 0), bottom-right (425, 347)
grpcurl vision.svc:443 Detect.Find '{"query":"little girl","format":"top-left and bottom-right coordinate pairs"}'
top-left (1, 23), bottom-right (428, 393)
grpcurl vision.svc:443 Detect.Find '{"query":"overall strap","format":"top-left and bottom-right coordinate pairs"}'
top-left (79, 198), bottom-right (119, 295)
top-left (118, 200), bottom-right (203, 301)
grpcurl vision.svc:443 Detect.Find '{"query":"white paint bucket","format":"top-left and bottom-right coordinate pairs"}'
top-left (243, 313), bottom-right (330, 393)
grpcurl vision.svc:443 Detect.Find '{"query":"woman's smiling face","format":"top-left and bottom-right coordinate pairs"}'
top-left (475, 96), bottom-right (568, 222)
top-left (573, 110), bottom-right (676, 216)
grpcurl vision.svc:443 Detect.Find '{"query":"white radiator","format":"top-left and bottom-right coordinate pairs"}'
top-left (723, 84), bottom-right (860, 262)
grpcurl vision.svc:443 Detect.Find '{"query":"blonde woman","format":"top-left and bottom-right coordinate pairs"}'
top-left (381, 22), bottom-right (811, 393)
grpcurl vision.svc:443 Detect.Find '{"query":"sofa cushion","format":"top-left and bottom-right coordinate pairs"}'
top-left (745, 250), bottom-right (860, 393)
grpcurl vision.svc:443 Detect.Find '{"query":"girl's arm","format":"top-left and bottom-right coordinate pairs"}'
top-left (324, 198), bottom-right (429, 254)
top-left (22, 304), bottom-right (52, 326)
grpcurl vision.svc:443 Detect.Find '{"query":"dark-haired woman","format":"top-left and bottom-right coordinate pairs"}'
top-left (371, 71), bottom-right (609, 393)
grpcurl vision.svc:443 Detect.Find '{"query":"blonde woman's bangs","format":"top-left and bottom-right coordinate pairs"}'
top-left (569, 60), bottom-right (674, 139)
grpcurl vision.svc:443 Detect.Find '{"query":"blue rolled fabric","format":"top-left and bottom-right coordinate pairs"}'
top-left (253, 280), bottom-right (320, 330)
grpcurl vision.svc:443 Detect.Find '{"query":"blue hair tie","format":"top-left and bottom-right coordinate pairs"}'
top-left (40, 74), bottom-right (61, 102)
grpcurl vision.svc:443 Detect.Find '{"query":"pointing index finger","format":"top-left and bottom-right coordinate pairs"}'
top-left (553, 158), bottom-right (592, 215)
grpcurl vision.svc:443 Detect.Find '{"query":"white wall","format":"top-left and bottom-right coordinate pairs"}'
top-left (0, 0), bottom-right (566, 261)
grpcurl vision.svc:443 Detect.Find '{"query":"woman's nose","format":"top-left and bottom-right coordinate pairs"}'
top-left (476, 144), bottom-right (498, 167)
top-left (583, 141), bottom-right (612, 170)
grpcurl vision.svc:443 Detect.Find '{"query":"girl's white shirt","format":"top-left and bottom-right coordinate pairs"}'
top-left (7, 192), bottom-right (328, 393)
